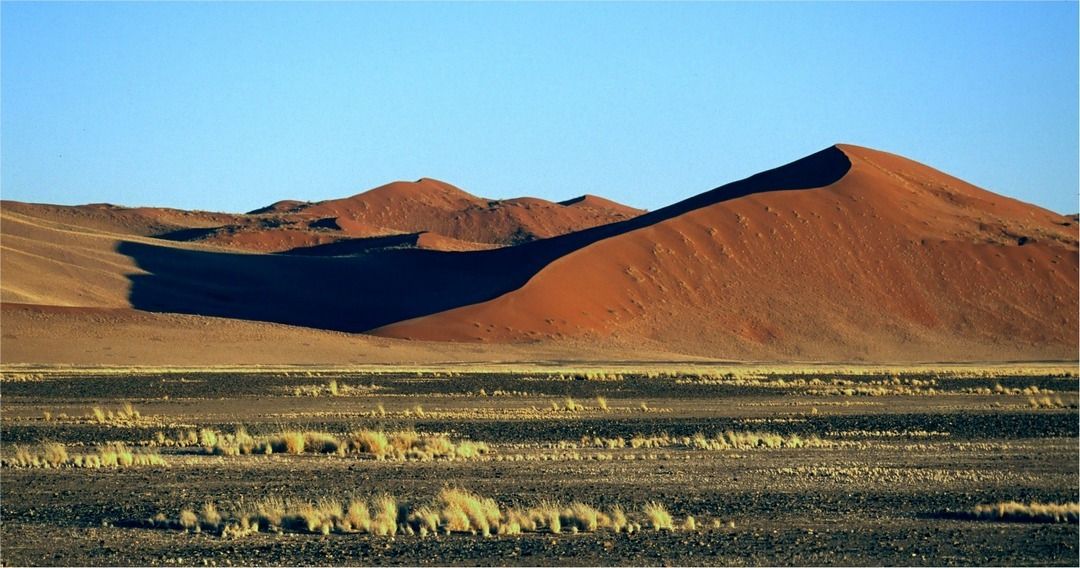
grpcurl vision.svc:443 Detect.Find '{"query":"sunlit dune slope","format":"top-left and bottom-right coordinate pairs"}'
top-left (375, 145), bottom-right (1078, 360)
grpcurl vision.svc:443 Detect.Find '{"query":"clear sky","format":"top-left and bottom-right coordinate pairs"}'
top-left (2, 1), bottom-right (1077, 214)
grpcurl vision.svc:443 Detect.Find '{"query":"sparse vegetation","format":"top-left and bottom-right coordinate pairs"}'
top-left (1028, 395), bottom-right (1070, 409)
top-left (644, 501), bottom-right (674, 531)
top-left (2, 364), bottom-right (1075, 565)
top-left (966, 501), bottom-right (1079, 523)
top-left (605, 431), bottom-right (833, 450)
top-left (87, 402), bottom-right (143, 425)
top-left (144, 488), bottom-right (699, 538)
top-left (203, 427), bottom-right (489, 461)
top-left (292, 379), bottom-right (350, 397)
top-left (2, 442), bottom-right (166, 468)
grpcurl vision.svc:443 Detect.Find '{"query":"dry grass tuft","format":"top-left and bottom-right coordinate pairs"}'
top-left (435, 488), bottom-right (501, 536)
top-left (1028, 396), bottom-right (1069, 409)
top-left (644, 501), bottom-right (674, 531)
top-left (561, 502), bottom-right (606, 533)
top-left (203, 427), bottom-right (487, 462)
top-left (615, 430), bottom-right (832, 451)
top-left (970, 501), bottom-right (1078, 523)
top-left (344, 499), bottom-right (371, 533)
top-left (3, 442), bottom-right (166, 469)
top-left (87, 402), bottom-right (142, 425)
top-left (293, 379), bottom-right (348, 397)
top-left (608, 505), bottom-right (629, 533)
top-left (348, 430), bottom-right (391, 459)
top-left (179, 509), bottom-right (199, 531)
top-left (150, 489), bottom-right (691, 539)
top-left (42, 442), bottom-right (69, 467)
top-left (201, 502), bottom-right (222, 527)
top-left (682, 515), bottom-right (697, 531)
top-left (371, 494), bottom-right (398, 536)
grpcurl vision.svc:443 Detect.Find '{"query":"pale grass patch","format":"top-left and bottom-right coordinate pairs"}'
top-left (201, 502), bottom-right (222, 527)
top-left (203, 427), bottom-right (488, 461)
top-left (1028, 396), bottom-right (1069, 409)
top-left (344, 499), bottom-right (371, 533)
top-left (198, 429), bottom-right (219, 449)
top-left (3, 442), bottom-right (165, 469)
top-left (970, 501), bottom-right (1078, 523)
top-left (144, 489), bottom-right (699, 538)
top-left (371, 494), bottom-right (398, 536)
top-left (271, 431), bottom-right (306, 455)
top-left (644, 501), bottom-right (673, 531)
top-left (348, 430), bottom-right (391, 459)
top-left (42, 442), bottom-right (69, 467)
top-left (563, 397), bottom-right (584, 412)
top-left (179, 509), bottom-right (198, 531)
top-left (608, 505), bottom-right (629, 533)
top-left (87, 403), bottom-right (142, 425)
top-left (561, 502), bottom-right (606, 532)
top-left (618, 431), bottom-right (832, 451)
top-left (292, 380), bottom-right (348, 397)
top-left (533, 500), bottom-right (563, 534)
top-left (436, 488), bottom-right (501, 536)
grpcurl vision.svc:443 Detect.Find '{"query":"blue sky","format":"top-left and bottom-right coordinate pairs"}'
top-left (2, 1), bottom-right (1077, 214)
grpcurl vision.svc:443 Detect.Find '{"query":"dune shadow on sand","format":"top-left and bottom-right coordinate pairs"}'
top-left (278, 233), bottom-right (426, 256)
top-left (118, 146), bottom-right (850, 332)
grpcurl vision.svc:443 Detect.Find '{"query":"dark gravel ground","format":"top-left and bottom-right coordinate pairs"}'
top-left (1, 369), bottom-right (1077, 566)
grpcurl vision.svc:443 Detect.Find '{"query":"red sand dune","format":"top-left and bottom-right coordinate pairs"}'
top-left (1, 178), bottom-right (642, 254)
top-left (288, 178), bottom-right (645, 247)
top-left (1, 144), bottom-right (1075, 363)
top-left (374, 145), bottom-right (1078, 360)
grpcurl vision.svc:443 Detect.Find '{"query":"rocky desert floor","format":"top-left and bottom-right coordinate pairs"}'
top-left (1, 365), bottom-right (1077, 566)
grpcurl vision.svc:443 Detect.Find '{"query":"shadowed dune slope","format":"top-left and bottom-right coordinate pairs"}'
top-left (375, 145), bottom-right (1078, 361)
top-left (106, 146), bottom-right (849, 333)
top-left (1, 145), bottom-right (849, 334)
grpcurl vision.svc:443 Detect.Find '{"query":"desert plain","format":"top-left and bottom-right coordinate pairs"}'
top-left (1, 145), bottom-right (1077, 565)
top-left (0, 364), bottom-right (1077, 566)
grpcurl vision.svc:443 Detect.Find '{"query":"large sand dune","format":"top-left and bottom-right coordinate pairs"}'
top-left (377, 145), bottom-right (1078, 360)
top-left (1, 144), bottom-right (1075, 363)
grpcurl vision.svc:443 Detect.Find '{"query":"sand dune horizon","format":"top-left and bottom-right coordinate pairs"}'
top-left (1, 143), bottom-right (1076, 364)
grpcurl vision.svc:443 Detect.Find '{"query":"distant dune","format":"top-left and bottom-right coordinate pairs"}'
top-left (2, 178), bottom-right (642, 255)
top-left (2, 144), bottom-right (1075, 364)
